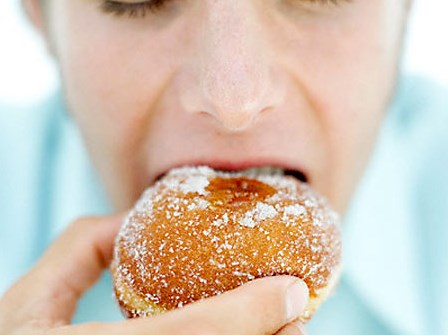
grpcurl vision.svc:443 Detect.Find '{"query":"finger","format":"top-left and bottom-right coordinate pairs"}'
top-left (66, 276), bottom-right (309, 335)
top-left (1, 214), bottom-right (124, 325)
top-left (36, 214), bottom-right (124, 291)
top-left (276, 321), bottom-right (308, 335)
top-left (147, 276), bottom-right (309, 335)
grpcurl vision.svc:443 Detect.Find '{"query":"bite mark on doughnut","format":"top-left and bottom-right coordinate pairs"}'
top-left (112, 166), bottom-right (342, 322)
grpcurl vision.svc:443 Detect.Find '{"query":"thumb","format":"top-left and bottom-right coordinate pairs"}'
top-left (0, 214), bottom-right (123, 327)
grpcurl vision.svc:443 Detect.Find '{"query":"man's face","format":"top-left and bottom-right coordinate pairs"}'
top-left (40, 0), bottom-right (409, 212)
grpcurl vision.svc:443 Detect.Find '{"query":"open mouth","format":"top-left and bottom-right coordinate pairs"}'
top-left (215, 166), bottom-right (307, 183)
top-left (156, 165), bottom-right (308, 183)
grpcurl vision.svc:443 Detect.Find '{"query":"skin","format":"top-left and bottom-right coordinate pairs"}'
top-left (31, 0), bottom-right (409, 213)
top-left (0, 215), bottom-right (309, 335)
top-left (1, 0), bottom-right (411, 334)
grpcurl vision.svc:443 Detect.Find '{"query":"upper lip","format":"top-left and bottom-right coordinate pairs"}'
top-left (151, 159), bottom-right (308, 184)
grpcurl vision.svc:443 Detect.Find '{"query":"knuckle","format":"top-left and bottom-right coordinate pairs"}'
top-left (71, 216), bottom-right (96, 229)
top-left (69, 216), bottom-right (102, 236)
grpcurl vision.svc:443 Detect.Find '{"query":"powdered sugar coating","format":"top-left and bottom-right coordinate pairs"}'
top-left (112, 166), bottom-right (341, 319)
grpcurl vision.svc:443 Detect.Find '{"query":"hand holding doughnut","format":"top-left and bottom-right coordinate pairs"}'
top-left (0, 214), bottom-right (309, 335)
top-left (112, 166), bottom-right (342, 322)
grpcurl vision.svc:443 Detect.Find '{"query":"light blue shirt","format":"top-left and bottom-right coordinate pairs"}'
top-left (1, 75), bottom-right (447, 334)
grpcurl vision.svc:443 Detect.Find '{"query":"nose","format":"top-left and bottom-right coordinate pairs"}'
top-left (179, 1), bottom-right (284, 132)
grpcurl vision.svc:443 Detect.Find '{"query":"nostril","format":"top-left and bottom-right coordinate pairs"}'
top-left (196, 82), bottom-right (277, 131)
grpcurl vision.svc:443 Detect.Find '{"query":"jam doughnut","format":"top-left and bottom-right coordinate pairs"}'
top-left (111, 166), bottom-right (341, 322)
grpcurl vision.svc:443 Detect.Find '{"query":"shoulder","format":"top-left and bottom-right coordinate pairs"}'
top-left (0, 93), bottom-right (64, 140)
top-left (0, 94), bottom-right (66, 198)
top-left (0, 93), bottom-right (66, 291)
top-left (389, 74), bottom-right (448, 135)
top-left (390, 74), bottom-right (448, 177)
top-left (372, 74), bottom-right (448, 213)
top-left (0, 93), bottom-right (67, 167)
top-left (378, 75), bottom-right (448, 177)
top-left (341, 75), bottom-right (448, 334)
top-left (385, 75), bottom-right (448, 329)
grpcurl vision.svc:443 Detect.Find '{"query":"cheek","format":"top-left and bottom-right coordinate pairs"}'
top-left (50, 1), bottom-right (184, 157)
top-left (273, 1), bottom-right (404, 209)
top-left (321, 9), bottom-right (402, 166)
top-left (48, 2), bottom-right (181, 206)
top-left (282, 2), bottom-right (401, 121)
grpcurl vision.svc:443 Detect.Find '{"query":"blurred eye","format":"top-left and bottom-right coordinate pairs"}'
top-left (307, 0), bottom-right (348, 4)
top-left (100, 0), bottom-right (348, 18)
top-left (284, 0), bottom-right (351, 13)
top-left (100, 0), bottom-right (172, 17)
top-left (293, 0), bottom-right (351, 8)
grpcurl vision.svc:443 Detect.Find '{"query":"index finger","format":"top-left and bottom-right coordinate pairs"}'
top-left (1, 214), bottom-right (124, 325)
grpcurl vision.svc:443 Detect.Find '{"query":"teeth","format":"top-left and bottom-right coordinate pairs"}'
top-left (240, 166), bottom-right (285, 177)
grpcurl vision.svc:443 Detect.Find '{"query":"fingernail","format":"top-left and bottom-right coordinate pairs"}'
top-left (292, 321), bottom-right (307, 335)
top-left (285, 280), bottom-right (308, 322)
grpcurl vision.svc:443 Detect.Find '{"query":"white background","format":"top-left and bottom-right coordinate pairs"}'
top-left (1, 0), bottom-right (448, 105)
